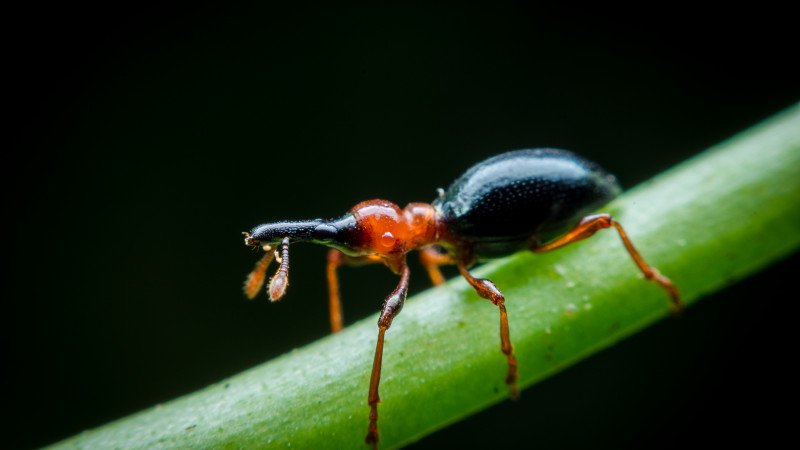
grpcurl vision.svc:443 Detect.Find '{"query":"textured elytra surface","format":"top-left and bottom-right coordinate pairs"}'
top-left (434, 149), bottom-right (622, 246)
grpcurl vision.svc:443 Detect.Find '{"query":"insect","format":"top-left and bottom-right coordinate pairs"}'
top-left (242, 148), bottom-right (682, 449)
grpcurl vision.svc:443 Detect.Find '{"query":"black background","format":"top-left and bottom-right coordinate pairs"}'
top-left (10, 4), bottom-right (798, 449)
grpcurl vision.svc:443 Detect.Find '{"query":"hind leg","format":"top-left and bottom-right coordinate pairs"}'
top-left (532, 213), bottom-right (683, 314)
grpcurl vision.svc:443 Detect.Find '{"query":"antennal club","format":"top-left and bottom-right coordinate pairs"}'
top-left (243, 245), bottom-right (275, 299)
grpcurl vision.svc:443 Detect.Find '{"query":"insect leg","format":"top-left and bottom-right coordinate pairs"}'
top-left (326, 250), bottom-right (384, 333)
top-left (365, 260), bottom-right (410, 450)
top-left (418, 246), bottom-right (454, 286)
top-left (326, 250), bottom-right (346, 333)
top-left (457, 264), bottom-right (519, 399)
top-left (532, 213), bottom-right (683, 314)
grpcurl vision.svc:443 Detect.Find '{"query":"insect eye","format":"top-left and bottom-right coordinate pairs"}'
top-left (313, 223), bottom-right (338, 241)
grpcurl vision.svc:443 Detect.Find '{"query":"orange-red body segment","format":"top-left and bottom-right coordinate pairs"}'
top-left (349, 200), bottom-right (438, 259)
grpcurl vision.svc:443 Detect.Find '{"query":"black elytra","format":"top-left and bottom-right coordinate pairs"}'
top-left (434, 148), bottom-right (622, 259)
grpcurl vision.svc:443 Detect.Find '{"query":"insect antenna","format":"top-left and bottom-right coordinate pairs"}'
top-left (268, 237), bottom-right (291, 301)
top-left (243, 245), bottom-right (275, 299)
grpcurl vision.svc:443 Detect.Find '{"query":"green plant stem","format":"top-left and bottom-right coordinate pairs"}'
top-left (53, 104), bottom-right (800, 449)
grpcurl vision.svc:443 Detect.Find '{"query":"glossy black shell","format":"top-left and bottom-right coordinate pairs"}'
top-left (433, 148), bottom-right (622, 259)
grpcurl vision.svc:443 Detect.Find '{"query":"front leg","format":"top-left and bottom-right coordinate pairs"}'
top-left (365, 259), bottom-right (410, 450)
top-left (326, 250), bottom-right (384, 333)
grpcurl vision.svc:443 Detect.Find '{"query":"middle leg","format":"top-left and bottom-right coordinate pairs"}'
top-left (418, 246), bottom-right (455, 286)
top-left (457, 263), bottom-right (519, 399)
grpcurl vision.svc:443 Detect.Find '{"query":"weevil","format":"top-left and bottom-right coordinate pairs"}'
top-left (242, 148), bottom-right (682, 448)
